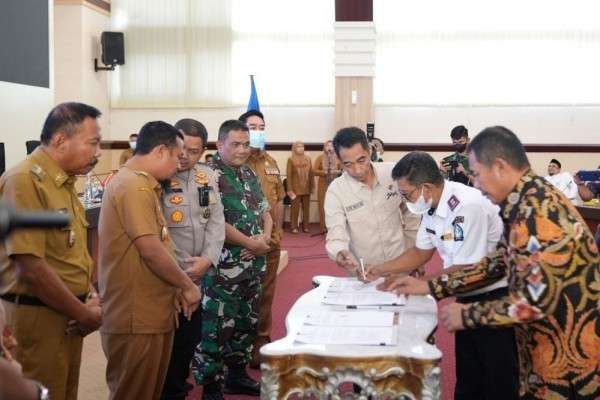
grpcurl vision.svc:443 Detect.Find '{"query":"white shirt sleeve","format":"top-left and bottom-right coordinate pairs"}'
top-left (451, 202), bottom-right (496, 265)
top-left (324, 184), bottom-right (350, 261)
top-left (415, 218), bottom-right (435, 250)
top-left (563, 173), bottom-right (578, 200)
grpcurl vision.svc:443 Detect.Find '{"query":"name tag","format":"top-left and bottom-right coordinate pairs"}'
top-left (266, 167), bottom-right (280, 175)
top-left (345, 201), bottom-right (365, 212)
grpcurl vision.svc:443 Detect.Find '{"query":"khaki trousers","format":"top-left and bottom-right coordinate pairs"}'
top-left (1, 300), bottom-right (83, 400)
top-left (101, 331), bottom-right (174, 400)
top-left (290, 194), bottom-right (311, 230)
top-left (255, 248), bottom-right (281, 342)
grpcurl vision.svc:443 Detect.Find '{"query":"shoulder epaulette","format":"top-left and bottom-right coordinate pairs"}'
top-left (29, 164), bottom-right (46, 181)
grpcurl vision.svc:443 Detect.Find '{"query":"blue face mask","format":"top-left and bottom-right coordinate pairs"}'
top-left (249, 130), bottom-right (266, 150)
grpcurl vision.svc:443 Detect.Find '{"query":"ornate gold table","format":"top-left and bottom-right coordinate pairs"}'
top-left (260, 276), bottom-right (442, 399)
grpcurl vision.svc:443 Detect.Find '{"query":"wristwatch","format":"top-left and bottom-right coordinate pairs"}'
top-left (35, 381), bottom-right (49, 400)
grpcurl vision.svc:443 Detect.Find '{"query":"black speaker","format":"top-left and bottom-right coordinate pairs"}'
top-left (26, 140), bottom-right (41, 155)
top-left (101, 32), bottom-right (125, 66)
top-left (0, 143), bottom-right (5, 176)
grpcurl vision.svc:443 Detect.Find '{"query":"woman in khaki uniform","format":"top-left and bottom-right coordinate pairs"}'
top-left (313, 140), bottom-right (341, 234)
top-left (286, 141), bottom-right (313, 233)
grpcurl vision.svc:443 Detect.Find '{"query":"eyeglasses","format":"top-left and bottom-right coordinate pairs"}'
top-left (399, 186), bottom-right (420, 200)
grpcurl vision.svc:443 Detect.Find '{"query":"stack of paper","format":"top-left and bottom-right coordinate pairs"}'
top-left (295, 325), bottom-right (395, 346)
top-left (304, 310), bottom-right (395, 327)
top-left (323, 278), bottom-right (406, 306)
top-left (292, 277), bottom-right (404, 346)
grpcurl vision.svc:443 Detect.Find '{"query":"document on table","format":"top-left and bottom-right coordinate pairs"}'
top-left (295, 325), bottom-right (396, 346)
top-left (303, 310), bottom-right (395, 327)
top-left (322, 291), bottom-right (406, 306)
top-left (327, 277), bottom-right (386, 292)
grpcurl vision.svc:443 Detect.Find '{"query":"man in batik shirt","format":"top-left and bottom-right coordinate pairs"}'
top-left (386, 126), bottom-right (599, 399)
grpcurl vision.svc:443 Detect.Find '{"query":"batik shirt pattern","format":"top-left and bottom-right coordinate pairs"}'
top-left (429, 171), bottom-right (600, 399)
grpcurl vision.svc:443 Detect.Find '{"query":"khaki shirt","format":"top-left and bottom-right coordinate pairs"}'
top-left (0, 147), bottom-right (92, 296)
top-left (246, 151), bottom-right (285, 246)
top-left (246, 151), bottom-right (285, 209)
top-left (119, 148), bottom-right (134, 166)
top-left (98, 167), bottom-right (176, 334)
top-left (162, 164), bottom-right (225, 268)
top-left (324, 162), bottom-right (421, 267)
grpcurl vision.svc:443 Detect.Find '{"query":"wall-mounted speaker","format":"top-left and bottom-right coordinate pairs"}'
top-left (101, 31), bottom-right (125, 66)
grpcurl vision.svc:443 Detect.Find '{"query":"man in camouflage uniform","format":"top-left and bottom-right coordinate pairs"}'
top-left (440, 125), bottom-right (472, 186)
top-left (192, 120), bottom-right (272, 400)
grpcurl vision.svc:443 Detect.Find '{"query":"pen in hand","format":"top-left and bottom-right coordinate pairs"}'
top-left (359, 257), bottom-right (366, 280)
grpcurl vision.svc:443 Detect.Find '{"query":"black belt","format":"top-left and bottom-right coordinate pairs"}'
top-left (456, 287), bottom-right (508, 304)
top-left (0, 293), bottom-right (88, 307)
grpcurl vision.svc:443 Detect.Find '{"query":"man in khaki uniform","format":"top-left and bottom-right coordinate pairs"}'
top-left (325, 127), bottom-right (420, 275)
top-left (118, 133), bottom-right (137, 165)
top-left (98, 121), bottom-right (201, 400)
top-left (0, 102), bottom-right (104, 400)
top-left (239, 110), bottom-right (285, 367)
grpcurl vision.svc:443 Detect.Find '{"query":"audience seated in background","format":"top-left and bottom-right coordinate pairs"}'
top-left (544, 158), bottom-right (577, 202)
top-left (118, 133), bottom-right (138, 166)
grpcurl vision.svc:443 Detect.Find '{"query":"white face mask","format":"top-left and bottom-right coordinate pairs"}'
top-left (129, 141), bottom-right (136, 150)
top-left (406, 187), bottom-right (433, 215)
top-left (249, 130), bottom-right (266, 150)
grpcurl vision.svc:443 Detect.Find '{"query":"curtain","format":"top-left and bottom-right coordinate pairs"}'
top-left (374, 0), bottom-right (600, 105)
top-left (111, 0), bottom-right (334, 107)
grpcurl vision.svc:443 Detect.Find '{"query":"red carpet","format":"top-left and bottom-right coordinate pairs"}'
top-left (188, 226), bottom-right (456, 399)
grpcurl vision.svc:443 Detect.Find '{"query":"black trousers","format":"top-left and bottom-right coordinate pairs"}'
top-left (454, 287), bottom-right (520, 400)
top-left (160, 306), bottom-right (203, 400)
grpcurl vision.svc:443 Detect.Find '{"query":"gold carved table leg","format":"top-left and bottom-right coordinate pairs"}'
top-left (261, 354), bottom-right (441, 400)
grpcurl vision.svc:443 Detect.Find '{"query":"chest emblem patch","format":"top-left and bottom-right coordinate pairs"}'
top-left (195, 171), bottom-right (209, 185)
top-left (169, 195), bottom-right (184, 205)
top-left (447, 195), bottom-right (460, 211)
top-left (171, 210), bottom-right (184, 223)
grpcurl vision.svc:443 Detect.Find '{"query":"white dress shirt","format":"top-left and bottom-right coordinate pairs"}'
top-left (324, 162), bottom-right (421, 268)
top-left (416, 180), bottom-right (507, 295)
top-left (544, 172), bottom-right (578, 201)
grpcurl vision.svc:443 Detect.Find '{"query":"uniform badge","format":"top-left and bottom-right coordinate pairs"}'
top-left (195, 171), bottom-right (209, 185)
top-left (161, 226), bottom-right (168, 241)
top-left (30, 164), bottom-right (46, 181)
top-left (203, 208), bottom-right (211, 219)
top-left (426, 228), bottom-right (436, 235)
top-left (68, 230), bottom-right (76, 247)
top-left (453, 223), bottom-right (464, 241)
top-left (447, 195), bottom-right (460, 211)
top-left (170, 180), bottom-right (180, 189)
top-left (170, 210), bottom-right (184, 223)
top-left (169, 195), bottom-right (184, 205)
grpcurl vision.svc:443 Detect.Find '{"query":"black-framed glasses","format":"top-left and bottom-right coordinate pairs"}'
top-left (399, 186), bottom-right (420, 200)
